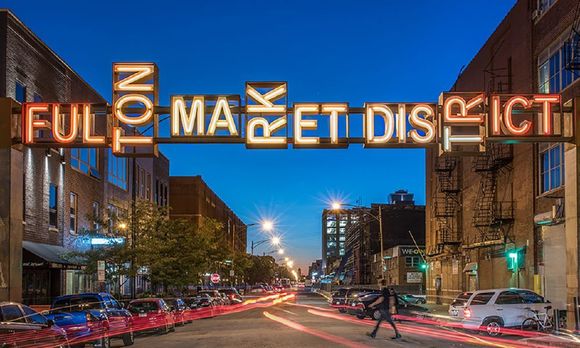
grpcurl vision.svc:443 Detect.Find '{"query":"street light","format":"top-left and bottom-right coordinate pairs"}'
top-left (251, 235), bottom-right (282, 255)
top-left (287, 260), bottom-right (294, 268)
top-left (331, 201), bottom-right (385, 286)
top-left (278, 248), bottom-right (284, 255)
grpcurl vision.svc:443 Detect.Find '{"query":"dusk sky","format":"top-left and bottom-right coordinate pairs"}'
top-left (6, 0), bottom-right (515, 271)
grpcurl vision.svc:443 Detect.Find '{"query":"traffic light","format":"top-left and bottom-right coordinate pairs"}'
top-left (420, 262), bottom-right (428, 271)
top-left (506, 248), bottom-right (524, 271)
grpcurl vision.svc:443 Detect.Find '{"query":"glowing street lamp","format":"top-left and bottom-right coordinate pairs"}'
top-left (118, 222), bottom-right (128, 230)
top-left (262, 220), bottom-right (274, 232)
top-left (271, 236), bottom-right (281, 245)
top-left (278, 248), bottom-right (285, 255)
top-left (287, 260), bottom-right (294, 268)
top-left (331, 201), bottom-right (342, 210)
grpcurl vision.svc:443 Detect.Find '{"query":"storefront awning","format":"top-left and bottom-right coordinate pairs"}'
top-left (23, 241), bottom-right (84, 269)
top-left (463, 262), bottom-right (478, 273)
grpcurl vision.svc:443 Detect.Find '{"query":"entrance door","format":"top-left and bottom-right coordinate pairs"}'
top-left (468, 274), bottom-right (477, 292)
top-left (435, 277), bottom-right (442, 304)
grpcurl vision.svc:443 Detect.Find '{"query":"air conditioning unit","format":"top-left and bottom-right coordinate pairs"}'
top-left (534, 210), bottom-right (554, 225)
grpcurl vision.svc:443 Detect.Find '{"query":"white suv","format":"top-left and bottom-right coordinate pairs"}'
top-left (461, 288), bottom-right (550, 336)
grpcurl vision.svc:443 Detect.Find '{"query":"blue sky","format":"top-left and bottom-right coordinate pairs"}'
top-left (6, 0), bottom-right (515, 271)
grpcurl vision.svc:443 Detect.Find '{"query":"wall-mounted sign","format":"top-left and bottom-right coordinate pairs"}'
top-left (20, 62), bottom-right (574, 156)
top-left (407, 272), bottom-right (423, 284)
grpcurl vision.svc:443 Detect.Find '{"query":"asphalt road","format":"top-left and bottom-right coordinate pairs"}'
top-left (120, 292), bottom-right (534, 348)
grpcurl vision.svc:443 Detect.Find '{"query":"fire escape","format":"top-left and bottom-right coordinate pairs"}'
top-left (429, 156), bottom-right (461, 256)
top-left (564, 3), bottom-right (580, 73)
top-left (470, 143), bottom-right (514, 246)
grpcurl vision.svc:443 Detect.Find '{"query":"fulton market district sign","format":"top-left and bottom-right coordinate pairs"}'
top-left (21, 63), bottom-right (575, 155)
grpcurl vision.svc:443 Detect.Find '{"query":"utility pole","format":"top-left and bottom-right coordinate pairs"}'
top-left (131, 131), bottom-right (137, 299)
top-left (378, 206), bottom-right (384, 286)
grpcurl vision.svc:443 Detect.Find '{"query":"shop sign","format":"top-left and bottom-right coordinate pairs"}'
top-left (20, 63), bottom-right (574, 156)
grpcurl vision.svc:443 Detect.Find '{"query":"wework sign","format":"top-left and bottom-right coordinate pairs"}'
top-left (21, 63), bottom-right (574, 156)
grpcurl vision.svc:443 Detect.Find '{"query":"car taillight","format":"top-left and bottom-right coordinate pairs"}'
top-left (464, 307), bottom-right (471, 318)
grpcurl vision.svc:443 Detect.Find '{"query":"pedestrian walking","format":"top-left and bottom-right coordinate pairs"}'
top-left (366, 287), bottom-right (402, 339)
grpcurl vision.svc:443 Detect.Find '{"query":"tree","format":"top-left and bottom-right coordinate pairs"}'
top-left (68, 200), bottom-right (229, 296)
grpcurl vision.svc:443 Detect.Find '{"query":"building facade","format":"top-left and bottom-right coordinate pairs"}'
top-left (321, 208), bottom-right (359, 276)
top-left (323, 191), bottom-right (425, 286)
top-left (425, 0), bottom-right (580, 326)
top-left (0, 9), bottom-right (170, 304)
top-left (168, 176), bottom-right (247, 253)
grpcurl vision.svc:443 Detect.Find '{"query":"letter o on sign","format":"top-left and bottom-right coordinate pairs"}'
top-left (114, 94), bottom-right (154, 126)
top-left (211, 273), bottom-right (220, 284)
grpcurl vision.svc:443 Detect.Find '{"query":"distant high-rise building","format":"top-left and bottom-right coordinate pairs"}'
top-left (321, 209), bottom-right (360, 275)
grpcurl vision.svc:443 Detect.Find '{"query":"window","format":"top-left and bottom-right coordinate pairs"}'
top-left (470, 292), bottom-right (495, 305)
top-left (495, 291), bottom-right (524, 305)
top-left (49, 184), bottom-right (58, 228)
top-left (69, 296), bottom-right (102, 311)
top-left (22, 305), bottom-right (47, 325)
top-left (70, 192), bottom-right (78, 234)
top-left (539, 143), bottom-right (564, 193)
top-left (405, 256), bottom-right (420, 267)
top-left (15, 81), bottom-right (26, 103)
top-left (339, 249), bottom-right (345, 256)
top-left (146, 173), bottom-right (151, 200)
top-left (107, 149), bottom-right (127, 190)
top-left (518, 290), bottom-right (545, 304)
top-left (538, 0), bottom-right (557, 12)
top-left (538, 31), bottom-right (580, 93)
top-left (92, 202), bottom-right (100, 231)
top-left (71, 148), bottom-right (99, 178)
top-left (451, 292), bottom-right (473, 306)
top-left (1, 305), bottom-right (25, 322)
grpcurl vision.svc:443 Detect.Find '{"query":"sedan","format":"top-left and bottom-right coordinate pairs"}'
top-left (0, 302), bottom-right (68, 348)
top-left (127, 298), bottom-right (175, 334)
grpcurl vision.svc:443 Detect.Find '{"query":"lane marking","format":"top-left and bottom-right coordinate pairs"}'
top-left (263, 311), bottom-right (369, 348)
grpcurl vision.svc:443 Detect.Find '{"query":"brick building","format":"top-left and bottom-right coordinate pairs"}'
top-left (0, 9), bottom-right (170, 304)
top-left (324, 191), bottom-right (425, 286)
top-left (425, 0), bottom-right (580, 326)
top-left (169, 176), bottom-right (247, 253)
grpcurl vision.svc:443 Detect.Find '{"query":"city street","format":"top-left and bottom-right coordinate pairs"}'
top-left (123, 292), bottom-right (526, 348)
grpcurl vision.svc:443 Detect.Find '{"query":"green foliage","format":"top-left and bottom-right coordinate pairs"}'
top-left (68, 199), bottom-right (291, 292)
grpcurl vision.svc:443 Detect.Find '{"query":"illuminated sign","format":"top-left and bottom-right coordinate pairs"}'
top-left (20, 62), bottom-right (574, 155)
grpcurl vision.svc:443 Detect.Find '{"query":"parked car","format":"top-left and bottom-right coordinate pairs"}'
top-left (348, 291), bottom-right (429, 320)
top-left (219, 288), bottom-right (243, 305)
top-left (46, 292), bottom-right (134, 347)
top-left (461, 288), bottom-right (550, 336)
top-left (448, 292), bottom-right (473, 320)
top-left (330, 288), bottom-right (349, 313)
top-left (400, 294), bottom-right (426, 304)
top-left (184, 294), bottom-right (213, 309)
top-left (164, 298), bottom-right (190, 325)
top-left (248, 285), bottom-right (268, 295)
top-left (0, 302), bottom-right (69, 348)
top-left (127, 298), bottom-right (175, 334)
top-left (198, 290), bottom-right (223, 306)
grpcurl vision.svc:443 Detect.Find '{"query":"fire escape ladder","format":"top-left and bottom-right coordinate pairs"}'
top-left (471, 144), bottom-right (514, 245)
top-left (430, 156), bottom-right (461, 257)
top-left (565, 3), bottom-right (580, 72)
